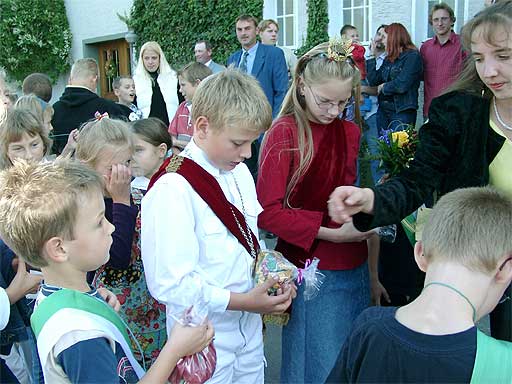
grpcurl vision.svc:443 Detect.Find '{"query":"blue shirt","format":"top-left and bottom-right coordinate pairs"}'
top-left (239, 42), bottom-right (259, 75)
top-left (40, 284), bottom-right (139, 383)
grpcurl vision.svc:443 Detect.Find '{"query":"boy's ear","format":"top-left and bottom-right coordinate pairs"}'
top-left (414, 241), bottom-right (428, 272)
top-left (194, 116), bottom-right (210, 139)
top-left (43, 237), bottom-right (68, 264)
top-left (113, 88), bottom-right (120, 97)
top-left (157, 143), bottom-right (167, 158)
top-left (194, 79), bottom-right (201, 87)
top-left (495, 254), bottom-right (512, 284)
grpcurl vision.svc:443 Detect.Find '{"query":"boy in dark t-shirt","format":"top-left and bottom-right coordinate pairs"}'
top-left (335, 187), bottom-right (512, 383)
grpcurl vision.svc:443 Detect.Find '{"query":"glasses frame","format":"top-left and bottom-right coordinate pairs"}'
top-left (305, 84), bottom-right (348, 112)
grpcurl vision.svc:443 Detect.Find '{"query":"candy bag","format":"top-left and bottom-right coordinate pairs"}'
top-left (253, 250), bottom-right (324, 325)
top-left (168, 277), bottom-right (216, 384)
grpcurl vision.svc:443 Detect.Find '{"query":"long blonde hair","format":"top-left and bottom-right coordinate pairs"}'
top-left (269, 42), bottom-right (360, 207)
top-left (134, 41), bottom-right (174, 84)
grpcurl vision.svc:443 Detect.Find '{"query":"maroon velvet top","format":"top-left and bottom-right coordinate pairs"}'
top-left (257, 115), bottom-right (367, 270)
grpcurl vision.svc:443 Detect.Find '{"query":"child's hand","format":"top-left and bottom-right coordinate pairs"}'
top-left (168, 320), bottom-right (215, 358)
top-left (97, 287), bottom-right (121, 312)
top-left (332, 222), bottom-right (378, 243)
top-left (370, 279), bottom-right (390, 306)
top-left (104, 164), bottom-right (131, 206)
top-left (245, 278), bottom-right (295, 314)
top-left (67, 129), bottom-right (79, 149)
top-left (6, 259), bottom-right (42, 304)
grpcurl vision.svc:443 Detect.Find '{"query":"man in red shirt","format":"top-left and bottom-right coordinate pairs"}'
top-left (420, 2), bottom-right (467, 119)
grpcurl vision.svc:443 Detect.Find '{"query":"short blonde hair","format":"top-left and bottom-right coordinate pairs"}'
top-left (258, 19), bottom-right (279, 32)
top-left (0, 108), bottom-right (51, 169)
top-left (422, 187), bottom-right (512, 273)
top-left (0, 159), bottom-right (103, 267)
top-left (70, 58), bottom-right (98, 82)
top-left (191, 68), bottom-right (272, 133)
top-left (75, 117), bottom-right (134, 168)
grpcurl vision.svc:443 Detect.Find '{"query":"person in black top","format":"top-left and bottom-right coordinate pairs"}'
top-left (133, 41), bottom-right (179, 127)
top-left (329, 0), bottom-right (512, 341)
top-left (51, 58), bottom-right (125, 154)
top-left (333, 187), bottom-right (512, 383)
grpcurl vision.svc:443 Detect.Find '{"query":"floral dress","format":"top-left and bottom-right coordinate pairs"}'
top-left (93, 188), bottom-right (167, 368)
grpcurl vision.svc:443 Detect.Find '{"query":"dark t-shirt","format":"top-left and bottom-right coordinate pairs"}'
top-left (337, 306), bottom-right (476, 383)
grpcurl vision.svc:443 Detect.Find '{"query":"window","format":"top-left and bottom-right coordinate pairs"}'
top-left (276, 0), bottom-right (296, 48)
top-left (342, 0), bottom-right (370, 43)
top-left (427, 0), bottom-right (468, 37)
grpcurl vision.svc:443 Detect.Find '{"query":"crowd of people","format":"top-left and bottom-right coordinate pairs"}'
top-left (0, 1), bottom-right (511, 383)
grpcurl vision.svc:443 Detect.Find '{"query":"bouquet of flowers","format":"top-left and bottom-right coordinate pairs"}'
top-left (375, 125), bottom-right (422, 245)
top-left (375, 125), bottom-right (419, 177)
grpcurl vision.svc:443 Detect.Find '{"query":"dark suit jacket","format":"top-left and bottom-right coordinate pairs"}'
top-left (354, 91), bottom-right (505, 230)
top-left (227, 43), bottom-right (288, 118)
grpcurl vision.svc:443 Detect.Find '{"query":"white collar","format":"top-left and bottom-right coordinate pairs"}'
top-left (182, 138), bottom-right (227, 177)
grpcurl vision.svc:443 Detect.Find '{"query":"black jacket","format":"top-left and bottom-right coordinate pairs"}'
top-left (51, 87), bottom-right (127, 153)
top-left (354, 91), bottom-right (505, 230)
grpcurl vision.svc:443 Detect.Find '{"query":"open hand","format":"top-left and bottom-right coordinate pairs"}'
top-left (104, 164), bottom-right (131, 206)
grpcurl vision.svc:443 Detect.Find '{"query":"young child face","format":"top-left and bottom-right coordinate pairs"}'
top-left (7, 132), bottom-right (45, 165)
top-left (302, 78), bottom-right (352, 125)
top-left (199, 123), bottom-right (259, 172)
top-left (178, 76), bottom-right (198, 102)
top-left (43, 108), bottom-right (54, 135)
top-left (131, 134), bottom-right (165, 179)
top-left (114, 78), bottom-right (136, 106)
top-left (343, 28), bottom-right (360, 44)
top-left (94, 145), bottom-right (132, 179)
top-left (65, 188), bottom-right (114, 272)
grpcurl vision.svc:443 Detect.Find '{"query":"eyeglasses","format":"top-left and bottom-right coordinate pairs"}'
top-left (306, 84), bottom-right (348, 111)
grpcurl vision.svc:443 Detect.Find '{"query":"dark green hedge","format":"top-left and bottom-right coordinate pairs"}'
top-left (0, 0), bottom-right (72, 83)
top-left (296, 0), bottom-right (329, 57)
top-left (128, 1), bottom-right (264, 69)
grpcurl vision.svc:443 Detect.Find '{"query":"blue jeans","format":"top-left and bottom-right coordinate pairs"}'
top-left (376, 101), bottom-right (417, 134)
top-left (364, 113), bottom-right (384, 184)
top-left (280, 263), bottom-right (370, 384)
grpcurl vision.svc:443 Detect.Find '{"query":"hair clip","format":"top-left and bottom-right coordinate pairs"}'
top-left (327, 36), bottom-right (354, 63)
top-left (94, 111), bottom-right (109, 121)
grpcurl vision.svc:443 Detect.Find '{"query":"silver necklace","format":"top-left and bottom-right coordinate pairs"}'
top-left (493, 97), bottom-right (512, 131)
top-left (230, 174), bottom-right (257, 259)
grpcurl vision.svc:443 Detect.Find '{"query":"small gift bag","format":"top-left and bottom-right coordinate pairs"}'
top-left (253, 250), bottom-right (324, 325)
top-left (168, 277), bottom-right (216, 384)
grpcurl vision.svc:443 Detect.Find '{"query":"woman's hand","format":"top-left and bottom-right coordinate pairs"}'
top-left (104, 164), bottom-right (131, 206)
top-left (370, 279), bottom-right (390, 306)
top-left (328, 187), bottom-right (375, 224)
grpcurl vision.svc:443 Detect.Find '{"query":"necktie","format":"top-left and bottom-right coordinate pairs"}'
top-left (239, 51), bottom-right (249, 73)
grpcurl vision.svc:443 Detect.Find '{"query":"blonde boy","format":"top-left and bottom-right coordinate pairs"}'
top-left (337, 187), bottom-right (512, 383)
top-left (169, 62), bottom-right (212, 153)
top-left (0, 160), bottom-right (212, 383)
top-left (142, 69), bottom-right (295, 384)
top-left (113, 76), bottom-right (143, 121)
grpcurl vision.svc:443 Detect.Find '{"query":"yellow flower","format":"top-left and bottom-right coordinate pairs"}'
top-left (391, 131), bottom-right (409, 148)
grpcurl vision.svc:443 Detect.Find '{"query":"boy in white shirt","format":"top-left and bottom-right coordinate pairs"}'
top-left (142, 68), bottom-right (295, 383)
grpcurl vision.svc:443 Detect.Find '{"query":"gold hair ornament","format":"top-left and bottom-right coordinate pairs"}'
top-left (326, 36), bottom-right (354, 63)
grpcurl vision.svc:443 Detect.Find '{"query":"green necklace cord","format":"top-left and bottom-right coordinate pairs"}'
top-left (423, 282), bottom-right (477, 323)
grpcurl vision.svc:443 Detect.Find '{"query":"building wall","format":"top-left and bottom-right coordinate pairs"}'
top-left (52, 0), bottom-right (133, 102)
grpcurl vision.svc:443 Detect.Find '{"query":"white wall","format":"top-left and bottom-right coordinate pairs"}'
top-left (52, 0), bottom-right (133, 102)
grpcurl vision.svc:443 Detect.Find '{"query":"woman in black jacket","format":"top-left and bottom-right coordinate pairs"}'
top-left (329, 1), bottom-right (512, 340)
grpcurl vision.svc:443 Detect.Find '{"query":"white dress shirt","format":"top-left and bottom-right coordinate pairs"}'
top-left (0, 287), bottom-right (9, 330)
top-left (141, 139), bottom-right (262, 331)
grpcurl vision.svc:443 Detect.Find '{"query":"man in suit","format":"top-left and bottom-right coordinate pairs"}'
top-left (195, 40), bottom-right (225, 74)
top-left (52, 58), bottom-right (125, 154)
top-left (227, 15), bottom-right (288, 119)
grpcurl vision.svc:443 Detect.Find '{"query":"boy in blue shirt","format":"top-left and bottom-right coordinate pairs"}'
top-left (0, 159), bottom-right (214, 383)
top-left (336, 187), bottom-right (512, 383)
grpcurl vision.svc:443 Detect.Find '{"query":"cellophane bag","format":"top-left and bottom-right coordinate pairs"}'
top-left (168, 277), bottom-right (216, 384)
top-left (253, 250), bottom-right (324, 325)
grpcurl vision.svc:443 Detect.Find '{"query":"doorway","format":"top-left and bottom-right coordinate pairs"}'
top-left (96, 39), bottom-right (131, 100)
